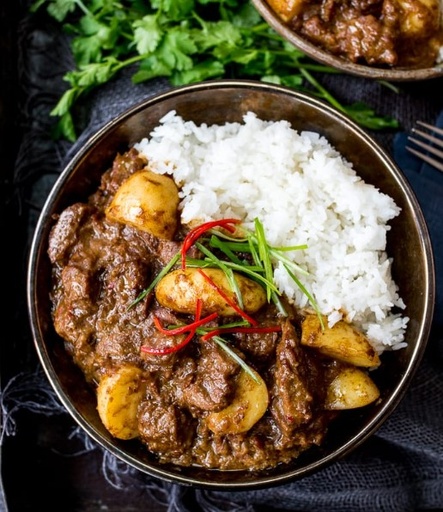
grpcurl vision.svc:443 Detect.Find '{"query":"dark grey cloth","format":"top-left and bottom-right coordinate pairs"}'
top-left (2, 7), bottom-right (443, 512)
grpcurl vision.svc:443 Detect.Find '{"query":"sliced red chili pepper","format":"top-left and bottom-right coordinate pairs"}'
top-left (181, 218), bottom-right (241, 269)
top-left (152, 311), bottom-right (218, 335)
top-left (142, 299), bottom-right (213, 355)
top-left (197, 268), bottom-right (258, 326)
top-left (141, 329), bottom-right (196, 355)
top-left (194, 296), bottom-right (203, 321)
top-left (201, 325), bottom-right (281, 341)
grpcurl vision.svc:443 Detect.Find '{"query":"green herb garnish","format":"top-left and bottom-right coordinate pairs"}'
top-left (31, 0), bottom-right (399, 141)
top-left (130, 250), bottom-right (180, 307)
top-left (184, 217), bottom-right (317, 317)
top-left (139, 217), bottom-right (320, 374)
top-left (212, 336), bottom-right (260, 383)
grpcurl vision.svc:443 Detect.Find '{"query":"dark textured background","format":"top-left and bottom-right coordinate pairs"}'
top-left (1, 1), bottom-right (443, 511)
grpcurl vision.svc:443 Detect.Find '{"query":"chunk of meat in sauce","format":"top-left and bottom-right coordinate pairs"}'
top-left (91, 147), bottom-right (148, 208)
top-left (293, 1), bottom-right (398, 65)
top-left (48, 203), bottom-right (92, 264)
top-left (175, 340), bottom-right (240, 412)
top-left (270, 319), bottom-right (327, 449)
top-left (138, 374), bottom-right (195, 458)
top-left (275, 0), bottom-right (443, 67)
top-left (232, 304), bottom-right (281, 362)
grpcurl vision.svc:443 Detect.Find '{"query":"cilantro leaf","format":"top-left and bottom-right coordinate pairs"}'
top-left (345, 102), bottom-right (400, 130)
top-left (43, 0), bottom-right (79, 22)
top-left (152, 0), bottom-right (195, 20)
top-left (156, 28), bottom-right (197, 71)
top-left (132, 15), bottom-right (163, 55)
top-left (171, 60), bottom-right (225, 84)
top-left (132, 56), bottom-right (174, 82)
top-left (64, 57), bottom-right (120, 88)
top-left (71, 15), bottom-right (120, 64)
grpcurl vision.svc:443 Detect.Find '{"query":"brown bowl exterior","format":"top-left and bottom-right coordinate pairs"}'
top-left (251, 0), bottom-right (443, 81)
top-left (27, 80), bottom-right (435, 489)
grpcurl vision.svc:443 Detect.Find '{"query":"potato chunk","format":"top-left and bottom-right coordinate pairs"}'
top-left (96, 365), bottom-right (146, 440)
top-left (325, 367), bottom-right (380, 410)
top-left (206, 369), bottom-right (269, 435)
top-left (155, 268), bottom-right (267, 316)
top-left (105, 169), bottom-right (179, 239)
top-left (266, 0), bottom-right (306, 22)
top-left (300, 314), bottom-right (380, 368)
top-left (396, 0), bottom-right (440, 36)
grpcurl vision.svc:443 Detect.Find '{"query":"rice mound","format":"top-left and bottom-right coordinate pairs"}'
top-left (134, 111), bottom-right (409, 353)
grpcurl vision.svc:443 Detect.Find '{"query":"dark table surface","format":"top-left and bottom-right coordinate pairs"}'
top-left (1, 1), bottom-right (443, 511)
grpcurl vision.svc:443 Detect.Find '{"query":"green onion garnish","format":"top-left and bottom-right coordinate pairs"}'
top-left (130, 251), bottom-right (180, 308)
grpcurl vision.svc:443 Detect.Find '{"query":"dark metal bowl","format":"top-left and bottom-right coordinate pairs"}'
top-left (27, 79), bottom-right (435, 489)
top-left (252, 0), bottom-right (443, 81)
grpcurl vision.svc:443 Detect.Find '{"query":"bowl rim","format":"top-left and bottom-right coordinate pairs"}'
top-left (27, 79), bottom-right (436, 489)
top-left (251, 0), bottom-right (443, 81)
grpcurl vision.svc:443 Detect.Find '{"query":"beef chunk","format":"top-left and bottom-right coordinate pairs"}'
top-left (270, 319), bottom-right (315, 448)
top-left (48, 203), bottom-right (93, 263)
top-left (176, 340), bottom-right (239, 412)
top-left (139, 400), bottom-right (194, 456)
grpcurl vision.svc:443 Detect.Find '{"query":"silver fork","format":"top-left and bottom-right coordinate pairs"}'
top-left (406, 121), bottom-right (443, 173)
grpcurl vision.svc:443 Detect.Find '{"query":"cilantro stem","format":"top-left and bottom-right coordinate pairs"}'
top-left (73, 0), bottom-right (92, 17)
top-left (300, 67), bottom-right (345, 113)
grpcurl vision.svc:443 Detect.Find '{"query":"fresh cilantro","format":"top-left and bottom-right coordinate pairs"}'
top-left (133, 15), bottom-right (162, 54)
top-left (31, 0), bottom-right (400, 141)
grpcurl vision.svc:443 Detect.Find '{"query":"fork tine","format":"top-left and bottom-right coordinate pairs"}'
top-left (406, 120), bottom-right (443, 173)
top-left (406, 146), bottom-right (443, 173)
top-left (409, 128), bottom-right (443, 150)
top-left (407, 136), bottom-right (443, 160)
top-left (415, 120), bottom-right (443, 137)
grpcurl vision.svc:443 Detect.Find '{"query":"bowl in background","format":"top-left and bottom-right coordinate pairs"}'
top-left (252, 0), bottom-right (443, 81)
top-left (27, 79), bottom-right (435, 489)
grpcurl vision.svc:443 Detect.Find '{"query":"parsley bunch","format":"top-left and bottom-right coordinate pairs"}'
top-left (31, 0), bottom-right (399, 141)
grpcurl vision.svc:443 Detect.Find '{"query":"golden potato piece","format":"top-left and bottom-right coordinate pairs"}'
top-left (206, 369), bottom-right (269, 435)
top-left (325, 367), bottom-right (380, 410)
top-left (96, 365), bottom-right (146, 440)
top-left (155, 268), bottom-right (267, 316)
top-left (394, 0), bottom-right (440, 37)
top-left (105, 169), bottom-right (179, 239)
top-left (301, 314), bottom-right (380, 368)
top-left (267, 0), bottom-right (306, 22)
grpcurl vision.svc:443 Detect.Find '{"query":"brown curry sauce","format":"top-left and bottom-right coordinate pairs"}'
top-left (267, 0), bottom-right (443, 68)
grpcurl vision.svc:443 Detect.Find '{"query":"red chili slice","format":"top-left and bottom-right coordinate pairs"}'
top-left (142, 299), bottom-right (216, 355)
top-left (181, 218), bottom-right (241, 269)
top-left (141, 329), bottom-right (196, 355)
top-left (152, 311), bottom-right (218, 335)
top-left (197, 268), bottom-right (258, 326)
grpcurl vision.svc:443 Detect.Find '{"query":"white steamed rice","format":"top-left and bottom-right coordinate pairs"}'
top-left (134, 110), bottom-right (409, 353)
